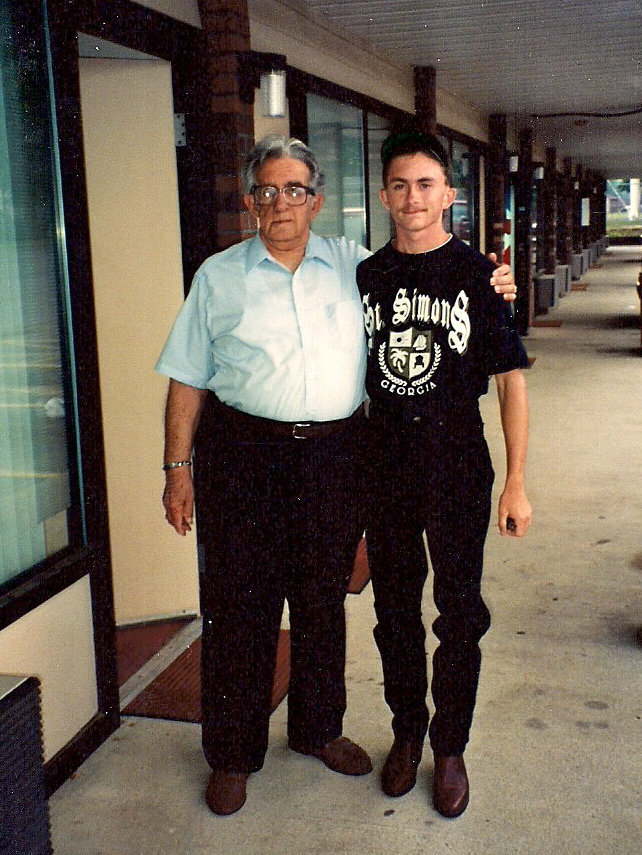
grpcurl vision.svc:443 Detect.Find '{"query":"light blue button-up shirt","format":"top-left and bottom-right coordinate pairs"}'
top-left (156, 232), bottom-right (371, 422)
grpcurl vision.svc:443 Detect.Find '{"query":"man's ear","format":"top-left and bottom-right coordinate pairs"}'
top-left (379, 187), bottom-right (391, 212)
top-left (442, 186), bottom-right (456, 212)
top-left (244, 194), bottom-right (258, 220)
top-left (309, 193), bottom-right (325, 221)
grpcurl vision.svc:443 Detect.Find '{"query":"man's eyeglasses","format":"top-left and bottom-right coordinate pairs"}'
top-left (251, 184), bottom-right (316, 207)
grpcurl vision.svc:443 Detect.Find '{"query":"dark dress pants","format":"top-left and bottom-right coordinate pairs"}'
top-left (197, 409), bottom-right (363, 773)
top-left (365, 409), bottom-right (493, 757)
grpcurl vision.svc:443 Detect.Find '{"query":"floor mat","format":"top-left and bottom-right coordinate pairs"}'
top-left (122, 542), bottom-right (370, 722)
top-left (123, 630), bottom-right (290, 722)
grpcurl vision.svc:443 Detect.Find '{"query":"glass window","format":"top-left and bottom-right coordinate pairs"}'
top-left (0, 0), bottom-right (81, 584)
top-left (451, 140), bottom-right (475, 245)
top-left (367, 113), bottom-right (393, 251)
top-left (307, 94), bottom-right (366, 246)
top-left (305, 94), bottom-right (393, 251)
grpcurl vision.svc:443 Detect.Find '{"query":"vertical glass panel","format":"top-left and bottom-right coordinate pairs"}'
top-left (306, 93), bottom-right (366, 246)
top-left (452, 140), bottom-right (475, 245)
top-left (0, 0), bottom-right (78, 583)
top-left (367, 112), bottom-right (392, 251)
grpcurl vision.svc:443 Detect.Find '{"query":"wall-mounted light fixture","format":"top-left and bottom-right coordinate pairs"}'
top-left (238, 52), bottom-right (287, 118)
top-left (260, 70), bottom-right (286, 118)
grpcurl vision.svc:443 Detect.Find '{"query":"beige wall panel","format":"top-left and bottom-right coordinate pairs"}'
top-left (79, 58), bottom-right (199, 625)
top-left (135, 0), bottom-right (201, 27)
top-left (437, 87), bottom-right (489, 144)
top-left (249, 0), bottom-right (415, 113)
top-left (0, 577), bottom-right (97, 761)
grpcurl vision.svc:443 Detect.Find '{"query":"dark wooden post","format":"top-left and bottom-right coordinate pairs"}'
top-left (514, 129), bottom-right (534, 334)
top-left (543, 147), bottom-right (558, 274)
top-left (557, 158), bottom-right (573, 265)
top-left (572, 164), bottom-right (583, 253)
top-left (534, 162), bottom-right (546, 273)
top-left (413, 66), bottom-right (437, 135)
top-left (487, 114), bottom-right (507, 259)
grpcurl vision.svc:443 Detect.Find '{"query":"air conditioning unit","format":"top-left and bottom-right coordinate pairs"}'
top-left (0, 675), bottom-right (53, 855)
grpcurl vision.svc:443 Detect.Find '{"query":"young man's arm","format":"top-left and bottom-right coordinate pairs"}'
top-left (494, 368), bottom-right (532, 537)
top-left (162, 379), bottom-right (208, 536)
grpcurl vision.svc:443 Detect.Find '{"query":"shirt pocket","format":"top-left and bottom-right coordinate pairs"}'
top-left (327, 299), bottom-right (364, 350)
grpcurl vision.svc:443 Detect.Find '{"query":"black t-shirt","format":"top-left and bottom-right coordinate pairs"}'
top-left (357, 236), bottom-right (528, 422)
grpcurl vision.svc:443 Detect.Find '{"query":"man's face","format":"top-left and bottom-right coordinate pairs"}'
top-left (380, 152), bottom-right (456, 239)
top-left (244, 157), bottom-right (324, 254)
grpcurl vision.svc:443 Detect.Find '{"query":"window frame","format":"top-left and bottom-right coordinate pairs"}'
top-left (0, 0), bottom-right (89, 627)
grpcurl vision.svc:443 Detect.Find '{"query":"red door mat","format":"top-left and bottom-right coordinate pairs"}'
top-left (122, 541), bottom-right (370, 722)
top-left (123, 630), bottom-right (291, 722)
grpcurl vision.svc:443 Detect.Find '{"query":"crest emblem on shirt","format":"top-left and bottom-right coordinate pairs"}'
top-left (385, 327), bottom-right (433, 381)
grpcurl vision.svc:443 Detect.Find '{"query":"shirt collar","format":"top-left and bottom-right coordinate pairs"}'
top-left (245, 230), bottom-right (335, 273)
top-left (303, 231), bottom-right (336, 268)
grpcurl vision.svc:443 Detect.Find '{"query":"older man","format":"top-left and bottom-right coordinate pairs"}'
top-left (156, 134), bottom-right (516, 815)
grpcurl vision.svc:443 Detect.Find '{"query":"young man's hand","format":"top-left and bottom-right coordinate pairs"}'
top-left (487, 252), bottom-right (516, 302)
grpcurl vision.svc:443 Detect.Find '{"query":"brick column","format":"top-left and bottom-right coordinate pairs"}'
top-left (579, 166), bottom-right (591, 249)
top-left (534, 162), bottom-right (546, 272)
top-left (486, 114), bottom-right (507, 259)
top-left (198, 0), bottom-right (255, 249)
top-left (413, 66), bottom-right (437, 134)
top-left (572, 164), bottom-right (583, 253)
top-left (557, 158), bottom-right (573, 265)
top-left (590, 173), bottom-right (606, 242)
top-left (543, 147), bottom-right (557, 274)
top-left (514, 128), bottom-right (534, 334)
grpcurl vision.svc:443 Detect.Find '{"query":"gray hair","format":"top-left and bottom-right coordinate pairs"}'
top-left (242, 134), bottom-right (325, 194)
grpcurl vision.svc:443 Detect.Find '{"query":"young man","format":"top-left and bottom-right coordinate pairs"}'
top-left (357, 130), bottom-right (532, 818)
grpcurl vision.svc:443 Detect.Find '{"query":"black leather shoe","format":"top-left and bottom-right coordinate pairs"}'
top-left (289, 736), bottom-right (373, 775)
top-left (381, 738), bottom-right (424, 797)
top-left (432, 754), bottom-right (469, 818)
top-left (205, 770), bottom-right (249, 816)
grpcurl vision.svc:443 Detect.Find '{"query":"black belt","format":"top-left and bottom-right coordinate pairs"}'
top-left (220, 404), bottom-right (363, 440)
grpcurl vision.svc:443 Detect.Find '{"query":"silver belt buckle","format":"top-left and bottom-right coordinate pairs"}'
top-left (292, 422), bottom-right (311, 439)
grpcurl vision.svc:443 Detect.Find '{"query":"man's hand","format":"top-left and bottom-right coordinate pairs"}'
top-left (487, 252), bottom-right (516, 302)
top-left (163, 468), bottom-right (195, 536)
top-left (498, 483), bottom-right (532, 537)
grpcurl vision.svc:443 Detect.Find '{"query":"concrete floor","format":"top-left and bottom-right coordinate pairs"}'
top-left (50, 245), bottom-right (642, 855)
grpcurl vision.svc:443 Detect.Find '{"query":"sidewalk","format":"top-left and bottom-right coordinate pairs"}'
top-left (49, 245), bottom-right (642, 855)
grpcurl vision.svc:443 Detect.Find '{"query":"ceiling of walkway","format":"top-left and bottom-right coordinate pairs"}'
top-left (299, 0), bottom-right (642, 178)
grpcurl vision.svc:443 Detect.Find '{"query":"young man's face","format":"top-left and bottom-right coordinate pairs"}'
top-left (244, 157), bottom-right (324, 254)
top-left (380, 152), bottom-right (456, 242)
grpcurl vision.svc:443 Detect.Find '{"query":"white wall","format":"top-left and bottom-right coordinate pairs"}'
top-left (78, 58), bottom-right (200, 625)
top-left (0, 578), bottom-right (97, 761)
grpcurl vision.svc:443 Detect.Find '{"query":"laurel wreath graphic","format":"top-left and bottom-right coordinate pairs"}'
top-left (378, 342), bottom-right (441, 387)
top-left (413, 343), bottom-right (440, 386)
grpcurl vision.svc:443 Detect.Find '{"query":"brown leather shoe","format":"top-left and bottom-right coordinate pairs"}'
top-left (205, 769), bottom-right (249, 816)
top-left (381, 738), bottom-right (424, 797)
top-left (289, 736), bottom-right (373, 776)
top-left (432, 754), bottom-right (469, 818)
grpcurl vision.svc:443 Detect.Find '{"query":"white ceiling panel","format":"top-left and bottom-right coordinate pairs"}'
top-left (298, 0), bottom-right (642, 177)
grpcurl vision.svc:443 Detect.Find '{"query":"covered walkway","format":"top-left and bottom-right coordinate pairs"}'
top-left (49, 246), bottom-right (641, 855)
